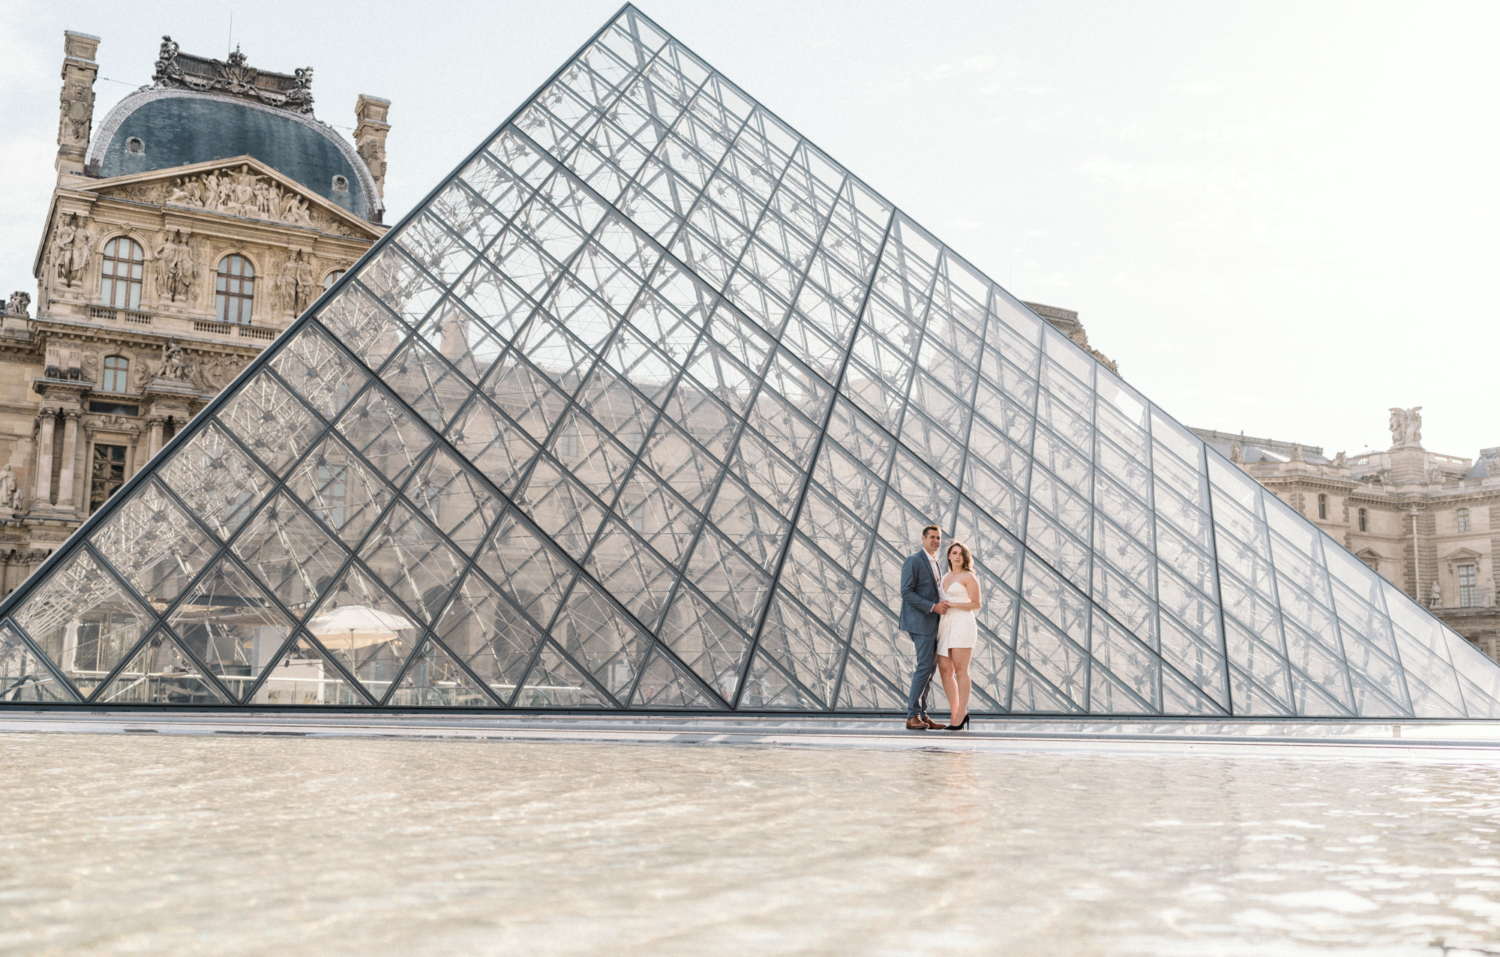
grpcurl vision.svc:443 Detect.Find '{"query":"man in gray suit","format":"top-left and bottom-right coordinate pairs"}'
top-left (899, 524), bottom-right (950, 730)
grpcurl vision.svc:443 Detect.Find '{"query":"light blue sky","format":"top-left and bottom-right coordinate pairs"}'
top-left (3, 1), bottom-right (1495, 458)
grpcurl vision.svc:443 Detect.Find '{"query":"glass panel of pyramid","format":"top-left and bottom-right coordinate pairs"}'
top-left (5, 4), bottom-right (1499, 718)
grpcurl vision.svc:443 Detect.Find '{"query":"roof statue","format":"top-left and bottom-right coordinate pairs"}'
top-left (2, 6), bottom-right (1498, 718)
top-left (1389, 406), bottom-right (1423, 450)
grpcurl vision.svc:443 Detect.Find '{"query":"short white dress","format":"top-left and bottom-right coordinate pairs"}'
top-left (936, 579), bottom-right (978, 656)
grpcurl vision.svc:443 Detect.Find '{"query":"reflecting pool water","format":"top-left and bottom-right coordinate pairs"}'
top-left (3, 735), bottom-right (1500, 955)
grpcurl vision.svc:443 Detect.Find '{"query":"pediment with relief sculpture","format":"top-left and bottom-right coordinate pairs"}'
top-left (82, 156), bottom-right (384, 240)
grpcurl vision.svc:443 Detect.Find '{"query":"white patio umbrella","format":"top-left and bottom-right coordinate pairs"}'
top-left (306, 605), bottom-right (416, 650)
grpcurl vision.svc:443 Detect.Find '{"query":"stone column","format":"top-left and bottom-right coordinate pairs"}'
top-left (55, 410), bottom-right (80, 511)
top-left (33, 409), bottom-right (56, 506)
top-left (146, 417), bottom-right (164, 459)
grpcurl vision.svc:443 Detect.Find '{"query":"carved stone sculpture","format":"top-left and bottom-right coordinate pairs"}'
top-left (52, 214), bottom-right (93, 286)
top-left (277, 250), bottom-right (318, 314)
top-left (154, 229), bottom-right (197, 302)
top-left (1389, 406), bottom-right (1423, 449)
top-left (1430, 580), bottom-right (1442, 608)
top-left (153, 36), bottom-right (180, 80)
top-left (287, 67), bottom-right (315, 112)
top-left (1229, 442), bottom-right (1243, 465)
top-left (158, 341), bottom-right (192, 381)
top-left (167, 166), bottom-right (313, 227)
top-left (1333, 451), bottom-right (1347, 467)
top-left (4, 292), bottom-right (29, 318)
top-left (1288, 443), bottom-right (1304, 463)
top-left (0, 465), bottom-right (16, 515)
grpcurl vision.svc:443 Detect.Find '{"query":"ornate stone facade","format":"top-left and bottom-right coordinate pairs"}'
top-left (1193, 412), bottom-right (1500, 662)
top-left (0, 32), bottom-right (390, 596)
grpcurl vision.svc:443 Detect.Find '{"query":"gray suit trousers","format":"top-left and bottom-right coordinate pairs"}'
top-left (906, 630), bottom-right (937, 718)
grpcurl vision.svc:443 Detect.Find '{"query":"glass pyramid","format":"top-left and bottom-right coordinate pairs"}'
top-left (5, 5), bottom-right (1499, 718)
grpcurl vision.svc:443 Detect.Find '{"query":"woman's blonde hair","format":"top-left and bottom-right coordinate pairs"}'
top-left (946, 540), bottom-right (973, 573)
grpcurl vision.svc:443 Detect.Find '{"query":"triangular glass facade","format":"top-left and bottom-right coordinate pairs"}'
top-left (5, 5), bottom-right (1500, 717)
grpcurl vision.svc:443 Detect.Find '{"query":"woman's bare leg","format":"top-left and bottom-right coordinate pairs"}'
top-left (937, 654), bottom-right (957, 722)
top-left (950, 647), bottom-right (973, 724)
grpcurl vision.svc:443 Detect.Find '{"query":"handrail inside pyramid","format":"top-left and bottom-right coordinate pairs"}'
top-left (3, 4), bottom-right (1499, 717)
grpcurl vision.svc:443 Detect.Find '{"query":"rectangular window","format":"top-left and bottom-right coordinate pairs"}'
top-left (1460, 564), bottom-right (1479, 608)
top-left (1358, 507), bottom-right (1367, 532)
top-left (101, 356), bottom-right (130, 393)
top-left (557, 426), bottom-right (579, 459)
top-left (88, 444), bottom-right (127, 512)
top-left (1458, 509), bottom-right (1472, 533)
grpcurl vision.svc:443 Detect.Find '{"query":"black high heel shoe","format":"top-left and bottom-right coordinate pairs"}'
top-left (945, 714), bottom-right (970, 731)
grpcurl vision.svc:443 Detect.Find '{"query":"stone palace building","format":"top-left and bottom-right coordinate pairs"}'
top-left (1193, 413), bottom-right (1500, 662)
top-left (0, 31), bottom-right (390, 594)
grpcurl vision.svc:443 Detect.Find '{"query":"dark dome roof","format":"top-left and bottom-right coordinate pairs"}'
top-left (87, 88), bottom-right (379, 220)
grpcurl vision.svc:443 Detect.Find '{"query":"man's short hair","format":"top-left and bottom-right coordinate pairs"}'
top-left (921, 524), bottom-right (941, 538)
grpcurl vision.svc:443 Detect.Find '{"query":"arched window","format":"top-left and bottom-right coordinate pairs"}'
top-left (1457, 507), bottom-right (1471, 533)
top-left (99, 237), bottom-right (144, 309)
top-left (1358, 507), bottom-right (1368, 532)
top-left (1317, 493), bottom-right (1327, 520)
top-left (215, 254), bottom-right (255, 324)
top-left (101, 355), bottom-right (129, 393)
top-left (322, 270), bottom-right (345, 291)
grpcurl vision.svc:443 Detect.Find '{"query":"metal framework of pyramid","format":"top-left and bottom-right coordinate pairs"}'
top-left (4, 5), bottom-right (1499, 718)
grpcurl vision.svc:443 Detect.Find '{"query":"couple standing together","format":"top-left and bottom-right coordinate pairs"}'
top-left (900, 524), bottom-right (982, 731)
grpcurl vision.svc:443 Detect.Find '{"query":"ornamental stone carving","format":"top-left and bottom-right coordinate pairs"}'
top-left (154, 229), bottom-right (198, 302)
top-left (166, 166), bottom-right (314, 227)
top-left (4, 292), bottom-right (30, 318)
top-left (153, 37), bottom-right (315, 115)
top-left (91, 414), bottom-right (140, 435)
top-left (51, 214), bottom-right (94, 286)
top-left (193, 354), bottom-right (246, 392)
top-left (1389, 406), bottom-right (1423, 449)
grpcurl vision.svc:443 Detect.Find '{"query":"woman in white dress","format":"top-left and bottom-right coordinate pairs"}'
top-left (936, 541), bottom-right (981, 731)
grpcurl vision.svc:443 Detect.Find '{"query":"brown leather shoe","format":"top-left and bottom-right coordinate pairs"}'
top-left (921, 715), bottom-right (947, 730)
top-left (904, 717), bottom-right (928, 730)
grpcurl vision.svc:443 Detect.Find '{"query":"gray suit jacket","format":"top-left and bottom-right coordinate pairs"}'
top-left (899, 551), bottom-right (942, 636)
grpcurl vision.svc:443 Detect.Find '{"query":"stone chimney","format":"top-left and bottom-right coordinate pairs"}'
top-left (55, 31), bottom-right (100, 181)
top-left (354, 95), bottom-right (391, 206)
